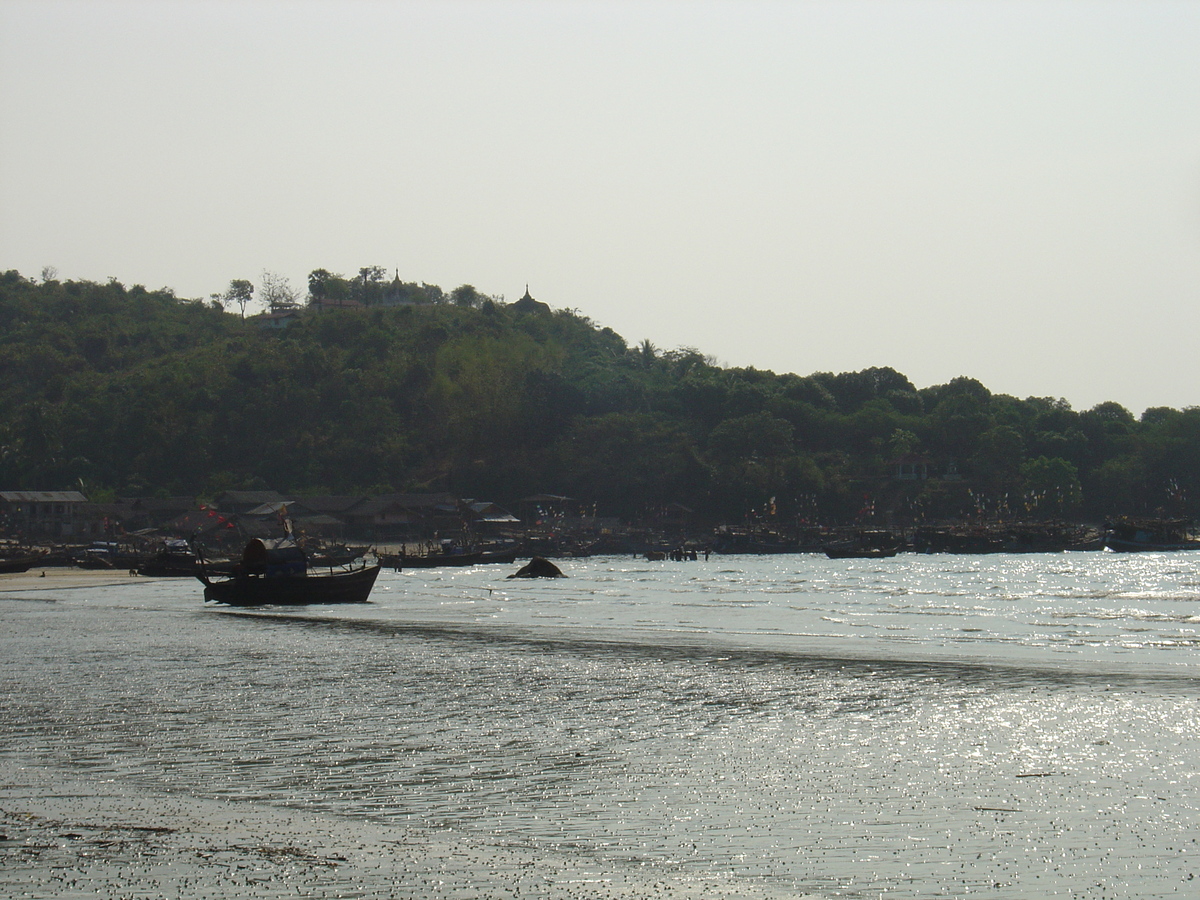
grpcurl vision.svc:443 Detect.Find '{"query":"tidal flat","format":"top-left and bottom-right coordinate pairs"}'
top-left (3, 555), bottom-right (1199, 898)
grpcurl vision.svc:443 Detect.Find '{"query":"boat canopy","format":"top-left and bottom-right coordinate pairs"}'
top-left (241, 538), bottom-right (306, 576)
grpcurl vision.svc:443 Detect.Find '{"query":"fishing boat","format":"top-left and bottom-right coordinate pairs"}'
top-left (1103, 518), bottom-right (1200, 552)
top-left (394, 549), bottom-right (482, 568)
top-left (75, 541), bottom-right (144, 570)
top-left (383, 544), bottom-right (523, 569)
top-left (823, 543), bottom-right (899, 560)
top-left (134, 540), bottom-right (200, 577)
top-left (0, 554), bottom-right (45, 574)
top-left (479, 545), bottom-right (522, 565)
top-left (306, 544), bottom-right (371, 567)
top-left (823, 530), bottom-right (902, 560)
top-left (198, 538), bottom-right (380, 606)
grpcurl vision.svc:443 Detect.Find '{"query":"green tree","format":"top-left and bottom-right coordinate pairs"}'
top-left (450, 284), bottom-right (484, 308)
top-left (1020, 456), bottom-right (1082, 517)
top-left (429, 333), bottom-right (564, 461)
top-left (888, 428), bottom-right (919, 458)
top-left (222, 279), bottom-right (254, 318)
top-left (706, 412), bottom-right (798, 515)
top-left (1087, 455), bottom-right (1147, 516)
top-left (972, 425), bottom-right (1026, 492)
top-left (307, 269), bottom-right (350, 303)
top-left (552, 412), bottom-right (702, 518)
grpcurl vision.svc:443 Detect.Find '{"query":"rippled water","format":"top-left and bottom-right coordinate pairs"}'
top-left (3, 552), bottom-right (1200, 897)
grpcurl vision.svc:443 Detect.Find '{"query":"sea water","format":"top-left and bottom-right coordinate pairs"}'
top-left (2, 552), bottom-right (1199, 898)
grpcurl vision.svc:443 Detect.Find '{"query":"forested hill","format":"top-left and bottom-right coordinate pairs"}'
top-left (0, 269), bottom-right (1196, 524)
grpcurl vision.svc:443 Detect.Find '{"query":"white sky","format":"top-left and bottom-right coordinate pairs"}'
top-left (2, 0), bottom-right (1199, 415)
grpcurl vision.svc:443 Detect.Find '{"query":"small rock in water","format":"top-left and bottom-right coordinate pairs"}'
top-left (508, 557), bottom-right (565, 579)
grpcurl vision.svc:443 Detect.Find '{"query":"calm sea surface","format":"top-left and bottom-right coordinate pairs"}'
top-left (3, 552), bottom-right (1200, 898)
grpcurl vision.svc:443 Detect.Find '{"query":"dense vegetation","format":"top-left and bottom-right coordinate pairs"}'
top-left (1, 269), bottom-right (1196, 525)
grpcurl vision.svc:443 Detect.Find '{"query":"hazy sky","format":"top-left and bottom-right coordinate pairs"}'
top-left (3, 1), bottom-right (1199, 415)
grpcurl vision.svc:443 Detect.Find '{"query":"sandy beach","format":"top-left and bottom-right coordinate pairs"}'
top-left (0, 567), bottom-right (155, 594)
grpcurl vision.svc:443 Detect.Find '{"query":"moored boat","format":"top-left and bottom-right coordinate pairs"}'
top-left (478, 545), bottom-right (521, 565)
top-left (823, 529), bottom-right (902, 559)
top-left (306, 544), bottom-right (371, 568)
top-left (1103, 518), bottom-right (1200, 552)
top-left (824, 544), bottom-right (899, 560)
top-left (398, 550), bottom-right (482, 568)
top-left (0, 554), bottom-right (46, 574)
top-left (379, 541), bottom-right (522, 569)
top-left (134, 540), bottom-right (200, 577)
top-left (198, 539), bottom-right (380, 606)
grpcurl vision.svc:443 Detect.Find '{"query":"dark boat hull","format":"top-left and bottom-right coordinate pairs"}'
top-left (824, 546), bottom-right (899, 560)
top-left (479, 547), bottom-right (521, 565)
top-left (1104, 538), bottom-right (1200, 552)
top-left (138, 561), bottom-right (199, 577)
top-left (1103, 518), bottom-right (1200, 552)
top-left (136, 554), bottom-right (200, 577)
top-left (0, 555), bottom-right (43, 574)
top-left (823, 530), bottom-right (901, 559)
top-left (199, 565), bottom-right (381, 606)
top-left (386, 552), bottom-right (483, 568)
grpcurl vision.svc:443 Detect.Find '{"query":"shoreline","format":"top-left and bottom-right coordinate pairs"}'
top-left (0, 568), bottom-right (162, 593)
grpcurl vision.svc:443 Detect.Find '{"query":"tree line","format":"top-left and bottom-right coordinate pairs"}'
top-left (0, 268), bottom-right (1195, 526)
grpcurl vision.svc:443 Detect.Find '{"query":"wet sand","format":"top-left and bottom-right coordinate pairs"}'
top-left (0, 760), bottom-right (765, 899)
top-left (6, 556), bottom-right (1198, 898)
top-left (0, 567), bottom-right (152, 593)
top-left (0, 570), bottom-right (766, 897)
top-left (1, 762), bottom-right (380, 899)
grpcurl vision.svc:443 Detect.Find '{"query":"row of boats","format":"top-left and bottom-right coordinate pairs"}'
top-left (5, 516), bottom-right (1197, 608)
top-left (821, 518), bottom-right (1200, 559)
top-left (200, 517), bottom-right (1200, 607)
